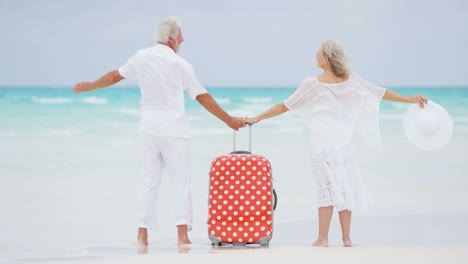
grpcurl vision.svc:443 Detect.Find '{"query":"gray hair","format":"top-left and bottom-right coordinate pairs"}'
top-left (155, 16), bottom-right (182, 43)
top-left (321, 40), bottom-right (351, 77)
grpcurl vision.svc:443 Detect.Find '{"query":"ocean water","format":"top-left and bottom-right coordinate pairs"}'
top-left (1, 86), bottom-right (468, 262)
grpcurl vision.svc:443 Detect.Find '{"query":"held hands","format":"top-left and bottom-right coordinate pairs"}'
top-left (408, 94), bottom-right (429, 108)
top-left (227, 116), bottom-right (247, 131)
top-left (244, 117), bottom-right (260, 125)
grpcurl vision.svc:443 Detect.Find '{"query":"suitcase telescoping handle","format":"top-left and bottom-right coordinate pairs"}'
top-left (231, 123), bottom-right (252, 154)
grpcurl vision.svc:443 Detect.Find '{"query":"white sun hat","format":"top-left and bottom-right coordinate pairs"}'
top-left (403, 100), bottom-right (454, 151)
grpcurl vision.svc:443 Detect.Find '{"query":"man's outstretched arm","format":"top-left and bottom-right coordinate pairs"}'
top-left (196, 93), bottom-right (245, 131)
top-left (73, 70), bottom-right (124, 94)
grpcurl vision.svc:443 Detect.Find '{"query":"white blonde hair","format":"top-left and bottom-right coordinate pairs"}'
top-left (154, 16), bottom-right (182, 43)
top-left (321, 40), bottom-right (351, 77)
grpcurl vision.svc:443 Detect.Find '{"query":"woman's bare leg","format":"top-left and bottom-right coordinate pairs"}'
top-left (338, 210), bottom-right (353, 247)
top-left (312, 206), bottom-right (333, 247)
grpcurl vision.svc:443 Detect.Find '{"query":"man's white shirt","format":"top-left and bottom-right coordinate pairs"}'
top-left (119, 44), bottom-right (207, 138)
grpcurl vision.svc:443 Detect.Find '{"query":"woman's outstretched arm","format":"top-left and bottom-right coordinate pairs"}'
top-left (246, 102), bottom-right (289, 124)
top-left (383, 89), bottom-right (428, 108)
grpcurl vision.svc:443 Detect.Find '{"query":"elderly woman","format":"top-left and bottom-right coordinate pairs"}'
top-left (245, 40), bottom-right (428, 247)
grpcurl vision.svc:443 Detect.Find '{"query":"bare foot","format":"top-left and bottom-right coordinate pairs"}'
top-left (137, 228), bottom-right (148, 246)
top-left (342, 237), bottom-right (353, 247)
top-left (177, 237), bottom-right (192, 246)
top-left (312, 239), bottom-right (328, 247)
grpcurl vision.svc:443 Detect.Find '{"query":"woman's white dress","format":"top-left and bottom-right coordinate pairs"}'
top-left (283, 74), bottom-right (386, 212)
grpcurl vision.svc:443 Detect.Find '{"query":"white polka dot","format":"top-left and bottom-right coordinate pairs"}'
top-left (231, 166), bottom-right (235, 170)
top-left (214, 181), bottom-right (219, 185)
top-left (244, 232), bottom-right (249, 237)
top-left (241, 166), bottom-right (246, 170)
top-left (226, 162), bottom-right (231, 165)
top-left (222, 232), bottom-right (226, 236)
top-left (228, 206), bottom-right (233, 210)
top-left (246, 180), bottom-right (251, 185)
top-left (234, 200), bottom-right (239, 205)
top-left (252, 166), bottom-right (257, 171)
top-left (210, 230), bottom-right (215, 235)
top-left (250, 206), bottom-right (255, 210)
top-left (221, 167), bottom-right (225, 171)
top-left (229, 195), bottom-right (234, 199)
top-left (255, 232), bottom-right (259, 237)
top-left (244, 222), bottom-right (249, 226)
top-left (250, 227), bottom-right (254, 231)
top-left (247, 161), bottom-right (251, 165)
top-left (240, 195), bottom-right (245, 199)
top-left (217, 216), bottom-right (221, 220)
top-left (261, 226), bottom-right (265, 231)
top-left (226, 171), bottom-right (230, 175)
top-left (238, 227), bottom-right (243, 231)
top-left (222, 211), bottom-right (227, 215)
top-left (211, 210), bottom-right (216, 214)
top-left (211, 220), bottom-right (216, 224)
top-left (212, 200), bottom-right (217, 204)
top-left (216, 162), bottom-right (220, 166)
top-left (216, 226), bottom-right (221, 230)
top-left (239, 206), bottom-right (244, 210)
top-left (262, 196), bottom-right (266, 200)
top-left (233, 222), bottom-right (238, 226)
top-left (245, 200), bottom-right (250, 205)
top-left (227, 227), bottom-right (232, 231)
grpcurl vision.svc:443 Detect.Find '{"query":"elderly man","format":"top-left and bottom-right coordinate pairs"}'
top-left (73, 16), bottom-right (245, 246)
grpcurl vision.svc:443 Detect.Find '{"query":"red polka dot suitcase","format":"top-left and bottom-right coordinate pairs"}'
top-left (208, 126), bottom-right (277, 247)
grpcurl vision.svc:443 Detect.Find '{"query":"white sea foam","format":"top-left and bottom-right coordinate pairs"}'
top-left (0, 131), bottom-right (23, 137)
top-left (31, 96), bottom-right (72, 104)
top-left (81, 96), bottom-right (108, 105)
top-left (119, 108), bottom-right (140, 116)
top-left (215, 98), bottom-right (231, 105)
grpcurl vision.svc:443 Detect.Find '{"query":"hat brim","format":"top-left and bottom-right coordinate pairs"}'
top-left (403, 100), bottom-right (454, 151)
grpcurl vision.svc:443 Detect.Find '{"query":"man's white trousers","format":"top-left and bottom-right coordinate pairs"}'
top-left (137, 133), bottom-right (193, 231)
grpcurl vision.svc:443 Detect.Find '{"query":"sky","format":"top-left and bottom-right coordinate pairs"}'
top-left (1, 0), bottom-right (467, 87)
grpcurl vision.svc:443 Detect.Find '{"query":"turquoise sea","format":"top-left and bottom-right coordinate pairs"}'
top-left (1, 86), bottom-right (468, 262)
